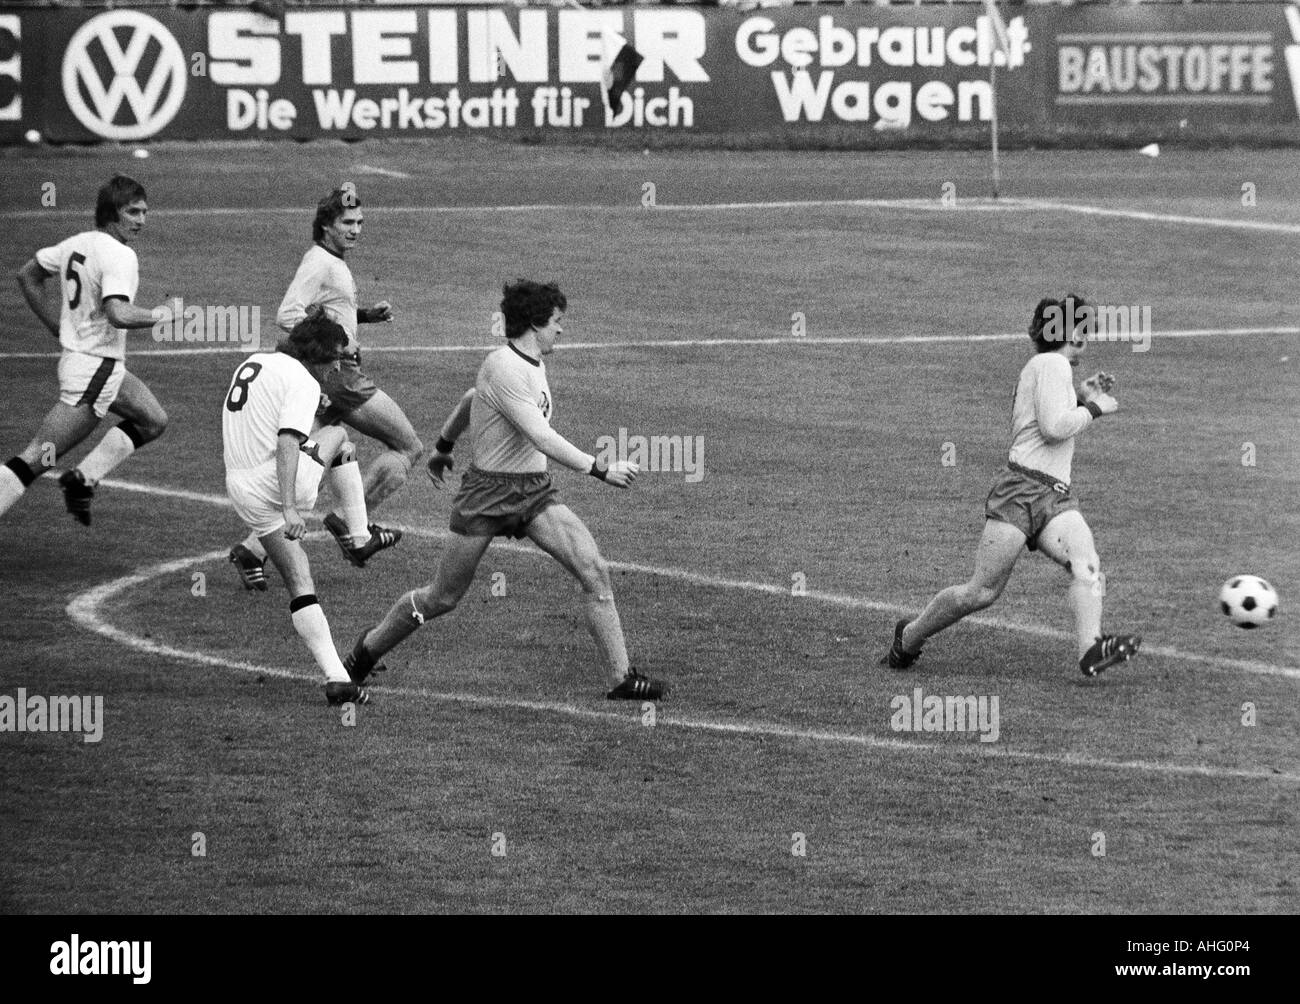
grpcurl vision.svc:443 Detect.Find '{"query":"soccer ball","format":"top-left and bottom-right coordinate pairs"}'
top-left (1219, 575), bottom-right (1279, 629)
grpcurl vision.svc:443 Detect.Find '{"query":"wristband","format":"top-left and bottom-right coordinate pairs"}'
top-left (1082, 400), bottom-right (1103, 419)
top-left (589, 461), bottom-right (608, 481)
top-left (436, 437), bottom-right (455, 454)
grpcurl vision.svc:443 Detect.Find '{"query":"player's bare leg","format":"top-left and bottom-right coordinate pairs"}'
top-left (79, 372), bottom-right (167, 484)
top-left (889, 519), bottom-right (1025, 665)
top-left (1038, 509), bottom-right (1141, 675)
top-left (340, 390), bottom-right (423, 510)
top-left (354, 532), bottom-right (493, 672)
top-left (1036, 510), bottom-right (1103, 658)
top-left (0, 401), bottom-right (98, 519)
top-left (524, 504), bottom-right (631, 689)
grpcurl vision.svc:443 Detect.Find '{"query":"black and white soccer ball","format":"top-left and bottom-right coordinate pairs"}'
top-left (1219, 575), bottom-right (1279, 629)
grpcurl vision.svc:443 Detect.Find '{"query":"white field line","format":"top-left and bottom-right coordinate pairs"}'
top-left (65, 544), bottom-right (1300, 783)
top-left (1, 326), bottom-right (1296, 361)
top-left (1, 196), bottom-right (1297, 235)
top-left (84, 475), bottom-right (1300, 682)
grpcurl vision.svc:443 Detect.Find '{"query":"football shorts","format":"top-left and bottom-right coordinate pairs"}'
top-left (58, 351), bottom-right (125, 419)
top-left (984, 463), bottom-right (1079, 551)
top-left (450, 465), bottom-right (559, 539)
top-left (319, 356), bottom-right (379, 423)
top-left (226, 453), bottom-right (327, 537)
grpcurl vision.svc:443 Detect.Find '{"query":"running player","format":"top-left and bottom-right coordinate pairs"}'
top-left (229, 183), bottom-right (412, 588)
top-left (343, 280), bottom-right (666, 701)
top-left (2, 175), bottom-right (181, 526)
top-left (223, 309), bottom-right (387, 706)
top-left (880, 295), bottom-right (1142, 678)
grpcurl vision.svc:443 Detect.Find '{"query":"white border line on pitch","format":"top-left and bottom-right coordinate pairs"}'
top-left (1, 326), bottom-right (1296, 361)
top-left (66, 546), bottom-right (1300, 784)
top-left (84, 476), bottom-right (1300, 682)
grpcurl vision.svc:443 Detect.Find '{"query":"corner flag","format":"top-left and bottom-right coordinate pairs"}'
top-left (605, 43), bottom-right (645, 110)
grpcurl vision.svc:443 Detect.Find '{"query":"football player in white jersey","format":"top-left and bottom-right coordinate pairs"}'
top-left (223, 309), bottom-right (387, 706)
top-left (1, 175), bottom-right (182, 525)
top-left (228, 184), bottom-right (411, 589)
top-left (342, 280), bottom-right (667, 702)
top-left (881, 295), bottom-right (1141, 678)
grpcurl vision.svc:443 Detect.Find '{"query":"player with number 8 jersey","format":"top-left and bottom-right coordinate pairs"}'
top-left (222, 309), bottom-right (397, 705)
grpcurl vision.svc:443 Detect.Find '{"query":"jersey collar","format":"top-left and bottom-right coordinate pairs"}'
top-left (508, 342), bottom-right (541, 367)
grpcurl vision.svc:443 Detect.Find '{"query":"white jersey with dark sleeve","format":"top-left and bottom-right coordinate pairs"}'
top-left (469, 343), bottom-right (593, 474)
top-left (222, 351), bottom-right (321, 473)
top-left (276, 244), bottom-right (358, 350)
top-left (1006, 352), bottom-right (1095, 484)
top-left (34, 230), bottom-right (139, 360)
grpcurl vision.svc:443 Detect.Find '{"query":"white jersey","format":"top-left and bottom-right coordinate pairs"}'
top-left (276, 245), bottom-right (358, 350)
top-left (471, 344), bottom-right (556, 473)
top-left (222, 351), bottom-right (321, 473)
top-left (1007, 352), bottom-right (1094, 484)
top-left (35, 231), bottom-right (139, 360)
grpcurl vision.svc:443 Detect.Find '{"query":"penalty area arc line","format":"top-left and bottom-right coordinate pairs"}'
top-left (64, 547), bottom-right (1300, 784)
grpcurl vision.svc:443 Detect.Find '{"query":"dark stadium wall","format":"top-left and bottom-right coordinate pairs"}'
top-left (1, 3), bottom-right (1298, 147)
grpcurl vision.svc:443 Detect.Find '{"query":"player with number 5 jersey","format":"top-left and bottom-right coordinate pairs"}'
top-left (1, 175), bottom-right (183, 527)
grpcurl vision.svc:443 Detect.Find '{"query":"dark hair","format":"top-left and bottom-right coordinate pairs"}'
top-left (1029, 294), bottom-right (1089, 353)
top-left (95, 174), bottom-right (147, 228)
top-left (313, 183), bottom-right (360, 241)
top-left (278, 305), bottom-right (347, 365)
top-left (500, 280), bottom-right (566, 340)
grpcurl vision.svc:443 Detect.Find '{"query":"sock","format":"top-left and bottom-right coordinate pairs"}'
top-left (289, 594), bottom-right (350, 683)
top-left (364, 589), bottom-right (427, 657)
top-left (327, 458), bottom-right (369, 546)
top-left (584, 593), bottom-right (630, 684)
top-left (242, 532), bottom-right (267, 562)
top-left (77, 427), bottom-right (135, 487)
top-left (0, 458), bottom-right (36, 518)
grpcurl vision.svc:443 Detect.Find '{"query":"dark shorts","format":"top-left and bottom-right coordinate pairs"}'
top-left (450, 466), bottom-right (560, 539)
top-left (319, 356), bottom-right (379, 423)
top-left (984, 463), bottom-right (1079, 551)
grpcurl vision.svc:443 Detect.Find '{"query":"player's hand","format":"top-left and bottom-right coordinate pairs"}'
top-left (282, 506), bottom-right (306, 540)
top-left (154, 295), bottom-right (185, 326)
top-left (368, 301), bottom-right (394, 323)
top-left (1092, 391), bottom-right (1119, 415)
top-left (1081, 371), bottom-right (1116, 400)
top-left (603, 460), bottom-right (639, 489)
top-left (426, 450), bottom-right (454, 488)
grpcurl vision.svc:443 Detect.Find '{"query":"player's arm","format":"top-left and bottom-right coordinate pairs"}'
top-left (427, 388), bottom-right (475, 487)
top-left (16, 258), bottom-right (59, 337)
top-left (1036, 360), bottom-right (1112, 441)
top-left (498, 392), bottom-right (637, 489)
top-left (276, 259), bottom-right (316, 334)
top-left (103, 295), bottom-right (183, 331)
top-left (275, 429), bottom-right (308, 539)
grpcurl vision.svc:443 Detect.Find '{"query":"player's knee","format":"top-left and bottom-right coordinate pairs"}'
top-left (121, 415), bottom-right (165, 446)
top-left (965, 582), bottom-right (1002, 611)
top-left (577, 554), bottom-right (611, 595)
top-left (401, 435), bottom-right (424, 467)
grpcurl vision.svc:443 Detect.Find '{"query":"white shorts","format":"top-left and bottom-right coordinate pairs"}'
top-left (58, 351), bottom-right (125, 419)
top-left (226, 457), bottom-right (326, 538)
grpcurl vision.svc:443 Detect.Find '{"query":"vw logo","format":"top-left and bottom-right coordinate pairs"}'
top-left (61, 11), bottom-right (186, 140)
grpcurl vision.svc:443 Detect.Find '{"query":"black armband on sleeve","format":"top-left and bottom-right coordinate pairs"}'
top-left (1082, 400), bottom-right (1103, 419)
top-left (589, 461), bottom-right (608, 481)
top-left (436, 437), bottom-right (455, 454)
